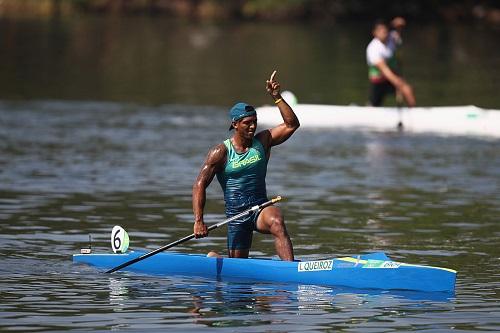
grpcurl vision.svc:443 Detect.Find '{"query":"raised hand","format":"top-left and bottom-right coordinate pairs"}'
top-left (266, 70), bottom-right (281, 98)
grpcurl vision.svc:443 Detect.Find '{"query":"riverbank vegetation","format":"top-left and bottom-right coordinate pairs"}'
top-left (1, 0), bottom-right (499, 25)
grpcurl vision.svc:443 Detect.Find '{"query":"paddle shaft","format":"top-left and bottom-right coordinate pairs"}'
top-left (396, 92), bottom-right (404, 130)
top-left (106, 196), bottom-right (282, 273)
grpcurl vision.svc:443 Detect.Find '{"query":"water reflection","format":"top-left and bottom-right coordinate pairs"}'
top-left (101, 273), bottom-right (455, 330)
top-left (0, 17), bottom-right (499, 107)
top-left (108, 277), bottom-right (129, 309)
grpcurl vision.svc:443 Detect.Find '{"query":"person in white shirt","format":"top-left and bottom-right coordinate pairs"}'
top-left (366, 18), bottom-right (416, 107)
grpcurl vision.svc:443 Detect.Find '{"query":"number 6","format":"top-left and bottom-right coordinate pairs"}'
top-left (111, 225), bottom-right (129, 253)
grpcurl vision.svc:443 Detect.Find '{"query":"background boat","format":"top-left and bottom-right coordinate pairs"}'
top-left (257, 96), bottom-right (500, 139)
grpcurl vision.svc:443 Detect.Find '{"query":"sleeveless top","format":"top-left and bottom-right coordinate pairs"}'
top-left (366, 37), bottom-right (398, 83)
top-left (216, 138), bottom-right (268, 215)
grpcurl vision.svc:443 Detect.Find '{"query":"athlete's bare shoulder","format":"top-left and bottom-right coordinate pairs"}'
top-left (256, 130), bottom-right (272, 151)
top-left (205, 143), bottom-right (227, 170)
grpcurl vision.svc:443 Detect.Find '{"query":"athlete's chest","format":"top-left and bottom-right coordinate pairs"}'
top-left (226, 147), bottom-right (265, 173)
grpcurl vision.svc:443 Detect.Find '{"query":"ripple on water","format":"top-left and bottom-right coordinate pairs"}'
top-left (1, 101), bottom-right (500, 331)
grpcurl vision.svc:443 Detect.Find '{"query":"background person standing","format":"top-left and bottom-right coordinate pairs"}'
top-left (366, 18), bottom-right (416, 107)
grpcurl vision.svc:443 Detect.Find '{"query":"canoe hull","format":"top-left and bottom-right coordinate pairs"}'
top-left (73, 251), bottom-right (456, 293)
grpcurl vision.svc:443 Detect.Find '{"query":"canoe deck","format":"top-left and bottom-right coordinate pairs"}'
top-left (73, 251), bottom-right (456, 293)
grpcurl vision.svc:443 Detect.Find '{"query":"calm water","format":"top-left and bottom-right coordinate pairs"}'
top-left (1, 16), bottom-right (500, 332)
top-left (1, 100), bottom-right (499, 331)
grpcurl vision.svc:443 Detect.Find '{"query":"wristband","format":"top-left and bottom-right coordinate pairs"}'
top-left (274, 98), bottom-right (283, 105)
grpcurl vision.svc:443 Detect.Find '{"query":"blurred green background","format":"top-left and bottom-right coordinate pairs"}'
top-left (1, 0), bottom-right (499, 108)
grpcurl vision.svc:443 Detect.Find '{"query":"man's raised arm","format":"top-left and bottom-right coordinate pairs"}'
top-left (263, 70), bottom-right (300, 147)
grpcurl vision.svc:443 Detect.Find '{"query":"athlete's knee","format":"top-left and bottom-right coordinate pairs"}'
top-left (207, 251), bottom-right (221, 258)
top-left (269, 216), bottom-right (288, 237)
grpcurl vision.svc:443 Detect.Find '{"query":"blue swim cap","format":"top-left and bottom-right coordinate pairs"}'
top-left (229, 102), bottom-right (256, 130)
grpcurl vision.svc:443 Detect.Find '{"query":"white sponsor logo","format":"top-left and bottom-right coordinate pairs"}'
top-left (363, 259), bottom-right (401, 269)
top-left (381, 261), bottom-right (401, 268)
top-left (298, 260), bottom-right (333, 272)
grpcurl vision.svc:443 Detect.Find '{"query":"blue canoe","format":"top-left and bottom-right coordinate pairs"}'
top-left (73, 251), bottom-right (456, 293)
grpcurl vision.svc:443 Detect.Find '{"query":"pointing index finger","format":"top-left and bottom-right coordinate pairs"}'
top-left (270, 70), bottom-right (277, 82)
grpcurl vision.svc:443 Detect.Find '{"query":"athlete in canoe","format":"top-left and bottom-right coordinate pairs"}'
top-left (366, 18), bottom-right (416, 107)
top-left (192, 70), bottom-right (299, 261)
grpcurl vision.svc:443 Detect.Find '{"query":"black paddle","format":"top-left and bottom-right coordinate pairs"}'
top-left (396, 91), bottom-right (404, 131)
top-left (106, 196), bottom-right (282, 273)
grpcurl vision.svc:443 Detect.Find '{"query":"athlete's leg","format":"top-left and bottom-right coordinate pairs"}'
top-left (228, 248), bottom-right (250, 258)
top-left (369, 83), bottom-right (384, 106)
top-left (256, 206), bottom-right (294, 261)
top-left (207, 251), bottom-right (221, 258)
top-left (227, 219), bottom-right (253, 258)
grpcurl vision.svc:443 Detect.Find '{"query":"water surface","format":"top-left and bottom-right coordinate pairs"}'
top-left (1, 13), bottom-right (499, 333)
top-left (1, 101), bottom-right (499, 331)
